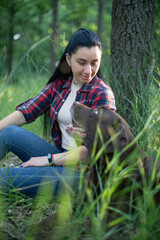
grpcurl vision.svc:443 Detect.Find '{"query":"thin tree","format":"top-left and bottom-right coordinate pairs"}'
top-left (50, 0), bottom-right (58, 72)
top-left (97, 0), bottom-right (104, 41)
top-left (7, 4), bottom-right (15, 81)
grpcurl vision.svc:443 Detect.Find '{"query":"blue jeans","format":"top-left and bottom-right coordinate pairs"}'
top-left (0, 125), bottom-right (81, 196)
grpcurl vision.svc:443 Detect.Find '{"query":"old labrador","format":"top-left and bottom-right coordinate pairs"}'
top-left (70, 102), bottom-right (156, 182)
top-left (69, 102), bottom-right (160, 224)
top-left (33, 101), bottom-right (160, 239)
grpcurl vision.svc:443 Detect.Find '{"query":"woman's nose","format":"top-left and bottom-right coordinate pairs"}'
top-left (84, 64), bottom-right (92, 75)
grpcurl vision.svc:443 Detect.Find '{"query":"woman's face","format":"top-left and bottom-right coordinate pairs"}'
top-left (66, 46), bottom-right (102, 85)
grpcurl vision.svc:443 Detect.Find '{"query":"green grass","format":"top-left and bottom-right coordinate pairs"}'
top-left (0, 59), bottom-right (160, 239)
top-left (0, 74), bottom-right (46, 139)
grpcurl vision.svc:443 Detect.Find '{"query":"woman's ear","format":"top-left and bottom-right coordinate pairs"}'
top-left (66, 53), bottom-right (71, 66)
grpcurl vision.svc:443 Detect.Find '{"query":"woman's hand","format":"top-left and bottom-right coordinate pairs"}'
top-left (19, 156), bottom-right (49, 168)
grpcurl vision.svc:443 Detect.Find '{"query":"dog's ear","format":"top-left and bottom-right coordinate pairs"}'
top-left (115, 119), bottom-right (131, 150)
top-left (98, 109), bottom-right (134, 154)
top-left (105, 119), bottom-right (130, 153)
top-left (105, 119), bottom-right (121, 153)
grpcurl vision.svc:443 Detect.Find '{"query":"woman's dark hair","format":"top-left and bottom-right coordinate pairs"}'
top-left (47, 28), bottom-right (103, 84)
top-left (44, 29), bottom-right (103, 140)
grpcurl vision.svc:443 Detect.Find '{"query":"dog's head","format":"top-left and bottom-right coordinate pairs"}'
top-left (68, 102), bottom-right (136, 159)
top-left (68, 102), bottom-right (159, 206)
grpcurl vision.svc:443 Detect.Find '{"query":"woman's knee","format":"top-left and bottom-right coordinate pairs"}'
top-left (0, 125), bottom-right (22, 142)
top-left (0, 126), bottom-right (21, 157)
top-left (2, 125), bottom-right (20, 135)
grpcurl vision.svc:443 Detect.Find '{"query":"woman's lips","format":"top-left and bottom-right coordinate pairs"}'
top-left (82, 75), bottom-right (92, 81)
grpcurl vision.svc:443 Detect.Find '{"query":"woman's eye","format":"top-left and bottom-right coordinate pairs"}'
top-left (91, 62), bottom-right (98, 66)
top-left (78, 61), bottom-right (98, 66)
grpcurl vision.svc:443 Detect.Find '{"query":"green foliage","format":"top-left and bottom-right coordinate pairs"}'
top-left (0, 73), bottom-right (45, 137)
top-left (154, 0), bottom-right (160, 59)
top-left (0, 1), bottom-right (160, 239)
top-left (0, 0), bottom-right (113, 81)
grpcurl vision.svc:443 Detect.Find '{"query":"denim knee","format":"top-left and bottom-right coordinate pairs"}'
top-left (0, 125), bottom-right (21, 159)
top-left (1, 125), bottom-right (20, 137)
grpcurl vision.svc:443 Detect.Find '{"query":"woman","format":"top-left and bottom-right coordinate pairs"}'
top-left (0, 28), bottom-right (116, 196)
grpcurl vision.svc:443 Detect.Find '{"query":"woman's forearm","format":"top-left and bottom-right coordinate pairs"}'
top-left (20, 146), bottom-right (88, 168)
top-left (0, 110), bottom-right (26, 131)
top-left (54, 145), bottom-right (88, 166)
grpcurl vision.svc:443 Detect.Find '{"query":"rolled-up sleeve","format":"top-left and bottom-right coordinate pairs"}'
top-left (15, 84), bottom-right (52, 123)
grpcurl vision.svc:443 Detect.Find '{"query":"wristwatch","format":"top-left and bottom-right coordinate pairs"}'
top-left (48, 153), bottom-right (52, 164)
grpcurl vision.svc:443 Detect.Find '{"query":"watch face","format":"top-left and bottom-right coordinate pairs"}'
top-left (48, 153), bottom-right (52, 163)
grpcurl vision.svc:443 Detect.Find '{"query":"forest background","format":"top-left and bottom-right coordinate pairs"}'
top-left (0, 0), bottom-right (160, 137)
top-left (0, 1), bottom-right (160, 239)
top-left (0, 0), bottom-right (160, 135)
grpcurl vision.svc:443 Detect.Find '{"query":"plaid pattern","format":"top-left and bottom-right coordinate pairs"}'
top-left (16, 76), bottom-right (116, 149)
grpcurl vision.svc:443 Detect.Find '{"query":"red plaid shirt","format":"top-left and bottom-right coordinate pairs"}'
top-left (16, 76), bottom-right (116, 149)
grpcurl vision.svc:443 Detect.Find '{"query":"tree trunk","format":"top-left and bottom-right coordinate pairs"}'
top-left (50, 0), bottom-right (58, 73)
top-left (7, 4), bottom-right (15, 82)
top-left (110, 0), bottom-right (155, 128)
top-left (97, 0), bottom-right (104, 41)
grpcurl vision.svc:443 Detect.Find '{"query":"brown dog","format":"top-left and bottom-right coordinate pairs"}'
top-left (69, 102), bottom-right (160, 230)
top-left (70, 101), bottom-right (136, 158)
top-left (33, 102), bottom-right (160, 239)
top-left (70, 102), bottom-right (155, 184)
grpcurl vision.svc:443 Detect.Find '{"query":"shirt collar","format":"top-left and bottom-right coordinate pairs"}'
top-left (62, 77), bottom-right (72, 89)
top-left (80, 76), bottom-right (98, 92)
top-left (62, 75), bottom-right (98, 92)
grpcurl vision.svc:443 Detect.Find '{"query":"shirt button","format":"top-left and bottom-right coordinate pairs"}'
top-left (55, 112), bottom-right (57, 114)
